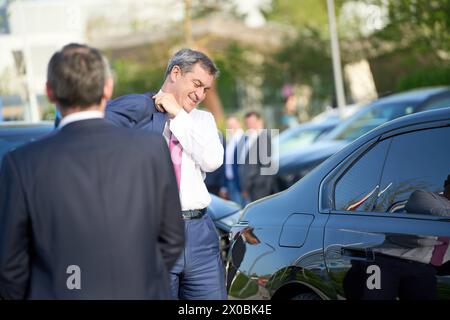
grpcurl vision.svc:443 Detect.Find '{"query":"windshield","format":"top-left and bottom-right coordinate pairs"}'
top-left (323, 101), bottom-right (417, 142)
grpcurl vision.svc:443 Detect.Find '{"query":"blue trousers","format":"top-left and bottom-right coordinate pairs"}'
top-left (169, 214), bottom-right (227, 300)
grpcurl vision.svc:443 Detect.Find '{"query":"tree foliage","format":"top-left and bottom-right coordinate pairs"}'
top-left (261, 27), bottom-right (333, 108)
top-left (264, 0), bottom-right (346, 37)
top-left (351, 0), bottom-right (450, 60)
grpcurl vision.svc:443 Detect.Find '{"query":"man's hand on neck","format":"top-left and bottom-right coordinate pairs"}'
top-left (152, 90), bottom-right (182, 118)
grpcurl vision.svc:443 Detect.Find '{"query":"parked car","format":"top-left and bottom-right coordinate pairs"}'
top-left (276, 119), bottom-right (339, 156)
top-left (310, 103), bottom-right (361, 123)
top-left (226, 108), bottom-right (450, 300)
top-left (0, 122), bottom-right (240, 261)
top-left (277, 87), bottom-right (450, 190)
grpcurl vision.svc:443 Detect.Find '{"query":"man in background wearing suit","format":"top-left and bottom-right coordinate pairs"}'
top-left (0, 43), bottom-right (184, 299)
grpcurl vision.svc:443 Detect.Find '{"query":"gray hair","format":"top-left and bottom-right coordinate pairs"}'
top-left (164, 48), bottom-right (219, 79)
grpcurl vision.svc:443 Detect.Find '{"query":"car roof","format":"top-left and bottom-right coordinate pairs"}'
top-left (0, 122), bottom-right (53, 136)
top-left (0, 121), bottom-right (53, 129)
top-left (281, 118), bottom-right (339, 134)
top-left (364, 107), bottom-right (450, 139)
top-left (370, 86), bottom-right (450, 106)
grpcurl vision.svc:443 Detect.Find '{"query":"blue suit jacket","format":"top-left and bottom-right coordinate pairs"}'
top-left (55, 92), bottom-right (168, 134)
top-left (106, 92), bottom-right (168, 133)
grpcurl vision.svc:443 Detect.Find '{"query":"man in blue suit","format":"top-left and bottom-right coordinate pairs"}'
top-left (102, 49), bottom-right (226, 299)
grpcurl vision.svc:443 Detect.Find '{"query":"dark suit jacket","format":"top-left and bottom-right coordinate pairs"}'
top-left (0, 119), bottom-right (184, 299)
top-left (239, 131), bottom-right (275, 201)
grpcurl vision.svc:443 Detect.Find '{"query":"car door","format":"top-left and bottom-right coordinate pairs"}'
top-left (323, 123), bottom-right (450, 299)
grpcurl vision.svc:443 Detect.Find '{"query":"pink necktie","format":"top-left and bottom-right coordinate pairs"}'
top-left (169, 132), bottom-right (182, 190)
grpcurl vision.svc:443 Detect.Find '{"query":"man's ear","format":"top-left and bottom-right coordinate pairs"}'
top-left (169, 65), bottom-right (181, 82)
top-left (46, 82), bottom-right (57, 103)
top-left (103, 77), bottom-right (114, 101)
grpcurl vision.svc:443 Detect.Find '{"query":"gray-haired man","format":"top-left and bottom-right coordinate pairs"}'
top-left (105, 49), bottom-right (227, 300)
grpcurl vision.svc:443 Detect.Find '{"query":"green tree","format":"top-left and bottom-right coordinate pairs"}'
top-left (264, 0), bottom-right (346, 37)
top-left (354, 0), bottom-right (450, 59)
top-left (261, 27), bottom-right (334, 111)
top-left (349, 0), bottom-right (450, 91)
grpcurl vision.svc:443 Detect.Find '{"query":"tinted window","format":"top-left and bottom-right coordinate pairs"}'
top-left (374, 126), bottom-right (450, 214)
top-left (334, 139), bottom-right (390, 212)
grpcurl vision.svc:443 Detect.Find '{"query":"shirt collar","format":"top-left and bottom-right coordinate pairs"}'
top-left (58, 110), bottom-right (104, 129)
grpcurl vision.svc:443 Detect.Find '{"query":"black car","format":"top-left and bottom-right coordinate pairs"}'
top-left (227, 108), bottom-right (450, 300)
top-left (277, 87), bottom-right (450, 190)
top-left (0, 122), bottom-right (241, 261)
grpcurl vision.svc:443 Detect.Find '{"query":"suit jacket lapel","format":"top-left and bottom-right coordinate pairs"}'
top-left (152, 112), bottom-right (168, 134)
top-left (146, 94), bottom-right (168, 134)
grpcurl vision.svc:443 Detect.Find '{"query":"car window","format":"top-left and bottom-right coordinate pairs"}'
top-left (327, 102), bottom-right (416, 142)
top-left (374, 126), bottom-right (450, 215)
top-left (422, 95), bottom-right (450, 111)
top-left (334, 139), bottom-right (390, 212)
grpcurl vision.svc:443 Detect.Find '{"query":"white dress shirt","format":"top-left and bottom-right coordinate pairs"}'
top-left (58, 110), bottom-right (104, 129)
top-left (164, 108), bottom-right (224, 211)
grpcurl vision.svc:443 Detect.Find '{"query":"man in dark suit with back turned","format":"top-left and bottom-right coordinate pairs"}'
top-left (0, 43), bottom-right (184, 299)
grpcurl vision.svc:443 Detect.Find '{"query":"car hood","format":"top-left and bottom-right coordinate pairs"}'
top-left (206, 194), bottom-right (241, 221)
top-left (278, 139), bottom-right (348, 174)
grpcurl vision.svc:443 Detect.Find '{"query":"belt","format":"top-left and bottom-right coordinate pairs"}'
top-left (181, 208), bottom-right (207, 220)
